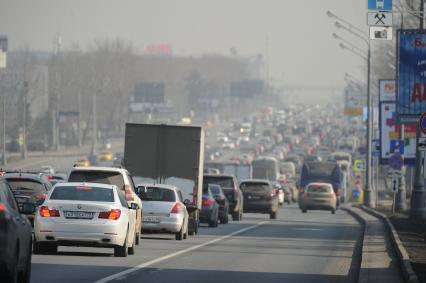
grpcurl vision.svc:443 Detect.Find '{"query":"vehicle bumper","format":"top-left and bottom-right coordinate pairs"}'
top-left (200, 207), bottom-right (214, 223)
top-left (302, 199), bottom-right (336, 210)
top-left (244, 201), bottom-right (274, 213)
top-left (142, 215), bottom-right (183, 233)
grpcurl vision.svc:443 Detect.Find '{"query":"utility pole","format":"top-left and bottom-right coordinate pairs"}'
top-left (0, 36), bottom-right (7, 165)
top-left (21, 81), bottom-right (28, 160)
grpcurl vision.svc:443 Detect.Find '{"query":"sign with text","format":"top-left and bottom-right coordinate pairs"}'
top-left (398, 30), bottom-right (426, 118)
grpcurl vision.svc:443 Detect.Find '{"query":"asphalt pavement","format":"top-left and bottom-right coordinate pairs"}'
top-left (31, 204), bottom-right (363, 283)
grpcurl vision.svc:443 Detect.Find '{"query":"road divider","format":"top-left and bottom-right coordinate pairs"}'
top-left (94, 221), bottom-right (269, 283)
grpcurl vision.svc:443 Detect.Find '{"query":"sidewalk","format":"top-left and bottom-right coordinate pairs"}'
top-left (348, 206), bottom-right (404, 283)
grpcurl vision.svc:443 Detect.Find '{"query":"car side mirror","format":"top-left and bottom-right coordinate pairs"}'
top-left (129, 203), bottom-right (139, 210)
top-left (20, 203), bottom-right (36, 215)
top-left (183, 199), bottom-right (191, 206)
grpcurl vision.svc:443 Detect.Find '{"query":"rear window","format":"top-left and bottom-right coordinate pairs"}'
top-left (68, 171), bottom-right (125, 190)
top-left (307, 185), bottom-right (332, 193)
top-left (6, 178), bottom-right (45, 193)
top-left (203, 176), bottom-right (234, 189)
top-left (140, 187), bottom-right (176, 202)
top-left (240, 182), bottom-right (270, 193)
top-left (50, 186), bottom-right (115, 202)
top-left (208, 185), bottom-right (221, 195)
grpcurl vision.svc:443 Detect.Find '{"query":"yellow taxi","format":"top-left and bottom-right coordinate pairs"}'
top-left (98, 151), bottom-right (113, 161)
top-left (75, 158), bottom-right (90, 167)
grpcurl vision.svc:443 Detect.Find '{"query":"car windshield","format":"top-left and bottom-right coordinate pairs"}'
top-left (50, 186), bottom-right (115, 202)
top-left (7, 179), bottom-right (45, 193)
top-left (140, 187), bottom-right (176, 202)
top-left (68, 171), bottom-right (125, 190)
top-left (203, 176), bottom-right (234, 189)
top-left (208, 186), bottom-right (221, 196)
top-left (240, 183), bottom-right (270, 193)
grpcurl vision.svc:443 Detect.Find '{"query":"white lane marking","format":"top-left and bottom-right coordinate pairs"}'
top-left (94, 221), bottom-right (269, 283)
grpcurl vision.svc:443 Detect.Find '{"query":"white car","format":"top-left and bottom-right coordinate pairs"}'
top-left (137, 184), bottom-right (189, 240)
top-left (34, 182), bottom-right (138, 257)
top-left (67, 166), bottom-right (143, 245)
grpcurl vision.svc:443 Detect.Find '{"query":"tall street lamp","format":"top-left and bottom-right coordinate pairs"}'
top-left (332, 18), bottom-right (375, 208)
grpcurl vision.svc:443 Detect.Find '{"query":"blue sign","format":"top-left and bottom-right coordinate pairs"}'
top-left (398, 30), bottom-right (426, 117)
top-left (389, 152), bottom-right (403, 170)
top-left (390, 139), bottom-right (404, 154)
top-left (368, 0), bottom-right (393, 11)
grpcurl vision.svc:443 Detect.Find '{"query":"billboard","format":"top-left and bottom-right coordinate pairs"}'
top-left (134, 82), bottom-right (165, 104)
top-left (397, 30), bottom-right (426, 119)
top-left (379, 102), bottom-right (416, 165)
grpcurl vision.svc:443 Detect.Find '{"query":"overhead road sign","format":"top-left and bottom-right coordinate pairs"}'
top-left (397, 30), bottom-right (426, 121)
top-left (368, 0), bottom-right (393, 11)
top-left (368, 12), bottom-right (393, 26)
top-left (370, 27), bottom-right (393, 40)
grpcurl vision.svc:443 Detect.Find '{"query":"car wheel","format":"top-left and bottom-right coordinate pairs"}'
top-left (128, 233), bottom-right (135, 255)
top-left (331, 209), bottom-right (336, 214)
top-left (208, 217), bottom-right (216, 227)
top-left (135, 232), bottom-right (140, 245)
top-left (114, 231), bottom-right (129, 257)
top-left (175, 225), bottom-right (184, 240)
top-left (270, 211), bottom-right (277, 219)
top-left (18, 241), bottom-right (32, 283)
top-left (221, 213), bottom-right (229, 224)
top-left (302, 209), bottom-right (307, 213)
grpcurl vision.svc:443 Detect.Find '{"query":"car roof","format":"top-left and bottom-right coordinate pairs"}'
top-left (3, 172), bottom-right (48, 181)
top-left (53, 182), bottom-right (117, 190)
top-left (70, 166), bottom-right (127, 173)
top-left (137, 183), bottom-right (177, 190)
top-left (240, 179), bottom-right (271, 185)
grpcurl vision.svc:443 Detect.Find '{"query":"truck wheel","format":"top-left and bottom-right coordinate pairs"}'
top-left (135, 232), bottom-right (140, 245)
top-left (232, 211), bottom-right (240, 221)
top-left (221, 213), bottom-right (229, 224)
top-left (270, 211), bottom-right (277, 219)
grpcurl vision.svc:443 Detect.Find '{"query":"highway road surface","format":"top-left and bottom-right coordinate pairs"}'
top-left (31, 205), bottom-right (362, 283)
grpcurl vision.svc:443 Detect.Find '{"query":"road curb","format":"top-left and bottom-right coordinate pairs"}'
top-left (358, 205), bottom-right (419, 283)
top-left (341, 206), bottom-right (367, 283)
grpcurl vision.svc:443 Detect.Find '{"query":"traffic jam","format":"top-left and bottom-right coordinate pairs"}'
top-left (0, 103), bottom-right (361, 282)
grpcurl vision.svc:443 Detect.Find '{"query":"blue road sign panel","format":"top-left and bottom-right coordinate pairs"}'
top-left (390, 139), bottom-right (404, 154)
top-left (368, 0), bottom-right (393, 11)
top-left (389, 152), bottom-right (403, 170)
top-left (398, 30), bottom-right (426, 117)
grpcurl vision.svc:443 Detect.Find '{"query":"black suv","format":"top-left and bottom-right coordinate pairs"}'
top-left (203, 174), bottom-right (243, 221)
top-left (0, 177), bottom-right (35, 282)
top-left (3, 172), bottom-right (53, 226)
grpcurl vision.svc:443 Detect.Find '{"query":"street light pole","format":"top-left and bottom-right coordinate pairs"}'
top-left (333, 21), bottom-right (375, 207)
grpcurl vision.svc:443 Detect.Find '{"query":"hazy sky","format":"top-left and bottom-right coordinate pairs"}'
top-left (0, 0), bottom-right (366, 87)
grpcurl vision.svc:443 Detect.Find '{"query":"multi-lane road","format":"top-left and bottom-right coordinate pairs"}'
top-left (31, 205), bottom-right (362, 283)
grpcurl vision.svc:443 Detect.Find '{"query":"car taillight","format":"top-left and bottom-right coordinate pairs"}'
top-left (300, 187), bottom-right (305, 193)
top-left (266, 192), bottom-right (275, 201)
top-left (39, 206), bottom-right (60, 217)
top-left (98, 209), bottom-right (121, 220)
top-left (47, 175), bottom-right (54, 180)
top-left (170, 203), bottom-right (182, 214)
top-left (0, 203), bottom-right (6, 213)
top-left (202, 198), bottom-right (214, 206)
top-left (124, 185), bottom-right (134, 201)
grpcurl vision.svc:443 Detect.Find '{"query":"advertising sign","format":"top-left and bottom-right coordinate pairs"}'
top-left (379, 102), bottom-right (416, 165)
top-left (379, 79), bottom-right (396, 101)
top-left (398, 30), bottom-right (426, 119)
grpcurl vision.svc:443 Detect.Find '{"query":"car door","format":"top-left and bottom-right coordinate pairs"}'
top-left (1, 181), bottom-right (31, 269)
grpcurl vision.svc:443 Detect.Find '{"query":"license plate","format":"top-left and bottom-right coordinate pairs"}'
top-left (64, 211), bottom-right (94, 219)
top-left (143, 216), bottom-right (160, 223)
